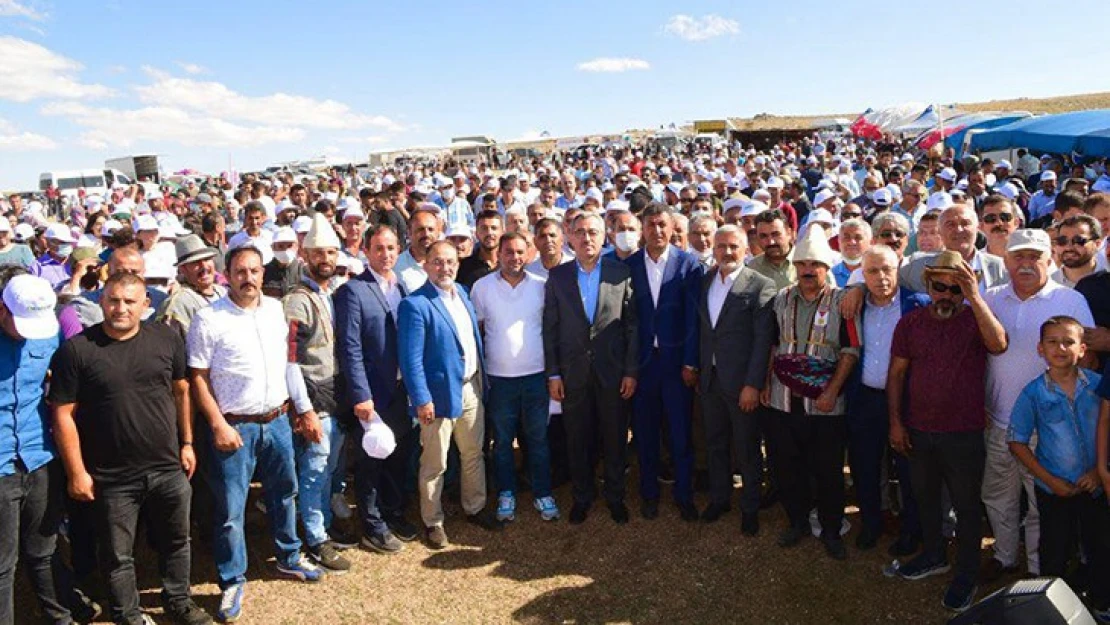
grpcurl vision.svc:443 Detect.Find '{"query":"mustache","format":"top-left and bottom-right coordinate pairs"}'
top-left (799, 274), bottom-right (818, 279)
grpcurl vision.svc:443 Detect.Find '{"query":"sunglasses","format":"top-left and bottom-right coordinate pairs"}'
top-left (841, 212), bottom-right (862, 220)
top-left (879, 230), bottom-right (907, 240)
top-left (981, 213), bottom-right (1015, 225)
top-left (1054, 235), bottom-right (1093, 247)
top-left (928, 281), bottom-right (963, 295)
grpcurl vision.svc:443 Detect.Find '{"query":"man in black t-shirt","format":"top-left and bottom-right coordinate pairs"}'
top-left (49, 272), bottom-right (211, 625)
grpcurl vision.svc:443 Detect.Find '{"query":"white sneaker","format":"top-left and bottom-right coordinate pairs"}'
top-left (330, 492), bottom-right (353, 520)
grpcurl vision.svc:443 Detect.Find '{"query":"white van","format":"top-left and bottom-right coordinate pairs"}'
top-left (39, 168), bottom-right (133, 198)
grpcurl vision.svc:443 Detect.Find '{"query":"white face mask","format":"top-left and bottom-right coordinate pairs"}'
top-left (274, 249), bottom-right (297, 264)
top-left (614, 230), bottom-right (639, 253)
top-left (441, 189), bottom-right (455, 202)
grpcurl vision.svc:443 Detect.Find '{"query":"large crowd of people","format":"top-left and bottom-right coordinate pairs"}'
top-left (4, 134), bottom-right (1110, 624)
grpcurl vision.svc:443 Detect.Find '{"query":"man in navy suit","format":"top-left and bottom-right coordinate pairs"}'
top-left (334, 224), bottom-right (418, 554)
top-left (626, 203), bottom-right (704, 521)
top-left (398, 240), bottom-right (501, 549)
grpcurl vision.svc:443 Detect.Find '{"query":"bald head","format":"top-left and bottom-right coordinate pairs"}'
top-left (108, 247), bottom-right (145, 277)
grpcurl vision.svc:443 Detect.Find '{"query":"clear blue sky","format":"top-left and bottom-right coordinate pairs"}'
top-left (1, 0), bottom-right (1107, 189)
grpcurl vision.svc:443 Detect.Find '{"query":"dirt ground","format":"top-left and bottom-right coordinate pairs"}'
top-left (14, 469), bottom-right (1022, 625)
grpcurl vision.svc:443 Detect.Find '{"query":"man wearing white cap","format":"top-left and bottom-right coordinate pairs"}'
top-left (1028, 171), bottom-right (1059, 222)
top-left (0, 218), bottom-right (33, 268)
top-left (0, 272), bottom-right (84, 625)
top-left (284, 215), bottom-right (356, 574)
top-left (29, 223), bottom-right (75, 289)
top-left (262, 226), bottom-right (303, 299)
top-left (763, 224), bottom-right (860, 561)
top-left (980, 229), bottom-right (1094, 581)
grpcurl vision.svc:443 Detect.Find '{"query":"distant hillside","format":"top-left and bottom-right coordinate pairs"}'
top-left (722, 92), bottom-right (1110, 131)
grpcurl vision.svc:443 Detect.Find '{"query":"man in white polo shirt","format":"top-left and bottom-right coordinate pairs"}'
top-left (471, 232), bottom-right (558, 523)
top-left (981, 229), bottom-right (1094, 581)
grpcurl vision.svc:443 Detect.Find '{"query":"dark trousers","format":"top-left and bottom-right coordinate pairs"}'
top-left (847, 387), bottom-right (889, 535)
top-left (95, 469), bottom-right (192, 624)
top-left (0, 461), bottom-right (73, 625)
top-left (633, 356), bottom-right (693, 505)
top-left (908, 428), bottom-right (984, 578)
top-left (562, 371), bottom-right (629, 507)
top-left (65, 497), bottom-right (98, 584)
top-left (355, 385), bottom-right (417, 539)
top-left (763, 403), bottom-right (847, 538)
top-left (703, 371), bottom-right (761, 514)
top-left (1036, 489), bottom-right (1110, 608)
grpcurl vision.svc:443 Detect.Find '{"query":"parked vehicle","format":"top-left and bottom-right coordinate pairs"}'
top-left (104, 155), bottom-right (162, 183)
top-left (38, 168), bottom-right (133, 198)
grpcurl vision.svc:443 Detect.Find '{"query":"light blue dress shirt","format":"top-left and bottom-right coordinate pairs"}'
top-left (576, 260), bottom-right (601, 323)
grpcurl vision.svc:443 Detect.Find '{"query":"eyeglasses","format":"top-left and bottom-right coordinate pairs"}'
top-left (1053, 235), bottom-right (1093, 247)
top-left (879, 230), bottom-right (907, 240)
top-left (928, 281), bottom-right (962, 295)
top-left (981, 213), bottom-right (1015, 225)
top-left (841, 212), bottom-right (862, 220)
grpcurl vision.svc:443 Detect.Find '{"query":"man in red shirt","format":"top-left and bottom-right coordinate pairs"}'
top-left (886, 251), bottom-right (1008, 612)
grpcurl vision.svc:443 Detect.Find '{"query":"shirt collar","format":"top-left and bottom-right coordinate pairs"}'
top-left (369, 267), bottom-right (396, 289)
top-left (433, 283), bottom-right (458, 300)
top-left (576, 259), bottom-right (600, 275)
top-left (717, 265), bottom-right (742, 284)
top-left (1043, 369), bottom-right (1091, 396)
top-left (646, 246), bottom-right (671, 267)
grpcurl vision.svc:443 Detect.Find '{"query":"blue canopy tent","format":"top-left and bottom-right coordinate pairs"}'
top-left (943, 112), bottom-right (1032, 156)
top-left (966, 109), bottom-right (1110, 157)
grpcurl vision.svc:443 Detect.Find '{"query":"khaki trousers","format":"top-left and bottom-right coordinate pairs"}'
top-left (418, 377), bottom-right (486, 528)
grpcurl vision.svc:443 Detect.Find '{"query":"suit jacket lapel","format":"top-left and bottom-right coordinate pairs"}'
top-left (365, 273), bottom-right (389, 310)
top-left (699, 267), bottom-right (716, 326)
top-left (595, 261), bottom-right (615, 327)
top-left (717, 269), bottom-right (750, 324)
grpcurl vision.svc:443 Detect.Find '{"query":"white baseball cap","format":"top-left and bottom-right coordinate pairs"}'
top-left (44, 223), bottom-right (75, 243)
top-left (273, 226), bottom-right (297, 245)
top-left (2, 274), bottom-right (59, 340)
top-left (292, 215), bottom-right (314, 234)
top-left (1007, 229), bottom-right (1051, 255)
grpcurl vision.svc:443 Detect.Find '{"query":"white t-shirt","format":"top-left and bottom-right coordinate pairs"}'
top-left (470, 271), bottom-right (546, 378)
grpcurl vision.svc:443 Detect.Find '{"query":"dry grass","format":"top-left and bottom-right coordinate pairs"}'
top-left (15, 472), bottom-right (1018, 625)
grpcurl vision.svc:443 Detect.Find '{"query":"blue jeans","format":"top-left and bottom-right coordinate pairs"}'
top-left (206, 413), bottom-right (301, 589)
top-left (294, 414), bottom-right (345, 547)
top-left (487, 373), bottom-right (552, 499)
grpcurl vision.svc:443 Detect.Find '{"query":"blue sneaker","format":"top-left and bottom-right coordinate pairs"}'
top-left (898, 553), bottom-right (950, 581)
top-left (942, 574), bottom-right (977, 612)
top-left (276, 554), bottom-right (324, 583)
top-left (534, 496), bottom-right (560, 521)
top-left (217, 583), bottom-right (243, 623)
top-left (496, 491), bottom-right (516, 522)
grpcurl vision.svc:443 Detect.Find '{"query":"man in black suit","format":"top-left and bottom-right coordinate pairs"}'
top-left (697, 225), bottom-right (778, 536)
top-left (543, 211), bottom-right (639, 525)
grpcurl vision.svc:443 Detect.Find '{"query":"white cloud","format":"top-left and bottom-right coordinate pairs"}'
top-left (576, 57), bottom-right (650, 73)
top-left (337, 135), bottom-right (390, 145)
top-left (0, 0), bottom-right (45, 20)
top-left (0, 117), bottom-right (55, 150)
top-left (40, 102), bottom-right (305, 149)
top-left (663, 14), bottom-right (740, 41)
top-left (134, 68), bottom-right (407, 132)
top-left (0, 36), bottom-right (114, 102)
top-left (176, 61), bottom-right (207, 75)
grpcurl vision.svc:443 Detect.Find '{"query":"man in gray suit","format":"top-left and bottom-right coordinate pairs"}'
top-left (900, 204), bottom-right (1009, 292)
top-left (544, 211), bottom-right (639, 526)
top-left (697, 225), bottom-right (778, 536)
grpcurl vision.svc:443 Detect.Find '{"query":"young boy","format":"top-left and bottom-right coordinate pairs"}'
top-left (1009, 315), bottom-right (1110, 619)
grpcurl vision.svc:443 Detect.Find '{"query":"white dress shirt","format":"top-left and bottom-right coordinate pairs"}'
top-left (434, 283), bottom-right (479, 380)
top-left (861, 291), bottom-right (901, 389)
top-left (645, 247), bottom-right (670, 348)
top-left (470, 271), bottom-right (546, 377)
top-left (983, 280), bottom-right (1095, 428)
top-left (395, 248), bottom-right (428, 293)
top-left (369, 267), bottom-right (402, 318)
top-left (186, 295), bottom-right (291, 415)
top-left (707, 265), bottom-right (742, 329)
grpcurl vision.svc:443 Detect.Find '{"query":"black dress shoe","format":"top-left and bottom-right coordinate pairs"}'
top-left (823, 536), bottom-right (848, 561)
top-left (678, 502), bottom-right (699, 522)
top-left (641, 499), bottom-right (659, 520)
top-left (609, 502), bottom-right (630, 524)
top-left (888, 533), bottom-right (921, 557)
top-left (777, 525), bottom-right (808, 548)
top-left (465, 510), bottom-right (504, 532)
top-left (701, 502), bottom-right (731, 523)
top-left (740, 513), bottom-right (759, 536)
top-left (569, 503), bottom-right (589, 525)
top-left (855, 528), bottom-right (879, 551)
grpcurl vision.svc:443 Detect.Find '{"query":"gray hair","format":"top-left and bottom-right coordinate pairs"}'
top-left (690, 211), bottom-right (717, 231)
top-left (838, 217), bottom-right (872, 240)
top-left (861, 244), bottom-right (898, 268)
top-left (714, 223), bottom-right (748, 244)
top-left (872, 212), bottom-right (910, 235)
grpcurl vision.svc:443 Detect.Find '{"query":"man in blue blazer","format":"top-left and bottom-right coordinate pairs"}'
top-left (398, 240), bottom-right (500, 549)
top-left (625, 203), bottom-right (704, 521)
top-left (334, 224), bottom-right (418, 553)
top-left (847, 245), bottom-right (930, 554)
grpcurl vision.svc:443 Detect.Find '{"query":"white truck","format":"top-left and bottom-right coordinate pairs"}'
top-left (38, 168), bottom-right (134, 198)
top-left (104, 154), bottom-right (162, 183)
